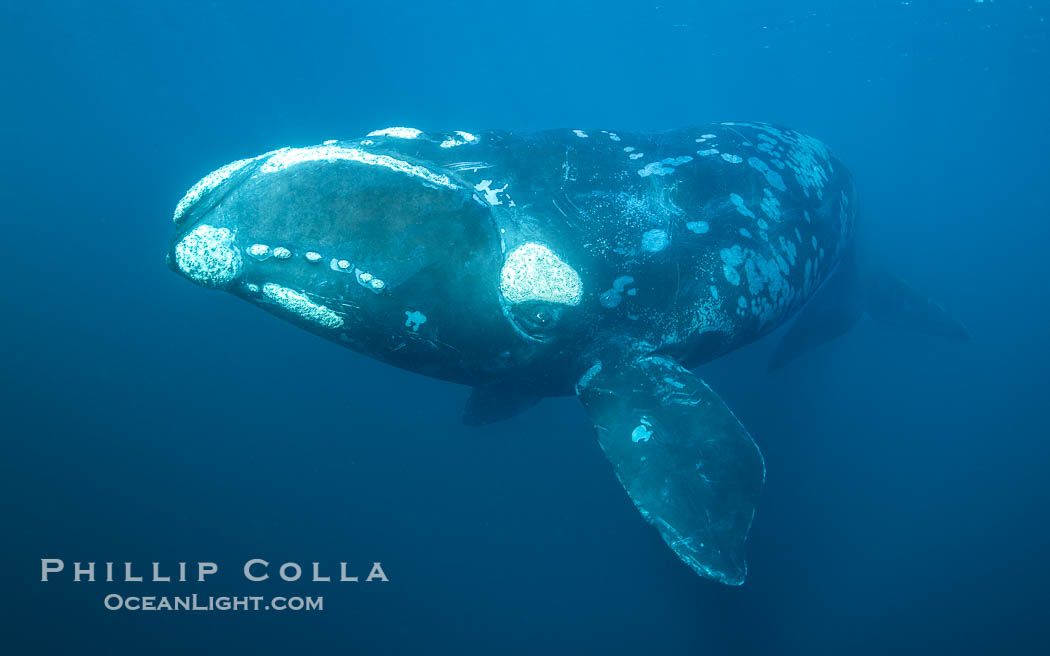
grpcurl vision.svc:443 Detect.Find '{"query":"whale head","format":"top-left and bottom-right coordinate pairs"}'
top-left (167, 140), bottom-right (588, 386)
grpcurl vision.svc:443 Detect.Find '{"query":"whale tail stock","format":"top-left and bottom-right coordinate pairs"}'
top-left (767, 249), bottom-right (972, 371)
top-left (575, 355), bottom-right (765, 585)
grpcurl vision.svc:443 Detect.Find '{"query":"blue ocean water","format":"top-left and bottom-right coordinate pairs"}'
top-left (1, 1), bottom-right (1048, 653)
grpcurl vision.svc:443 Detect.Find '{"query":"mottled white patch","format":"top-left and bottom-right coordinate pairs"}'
top-left (305, 251), bottom-right (322, 262)
top-left (638, 156), bottom-right (693, 178)
top-left (599, 275), bottom-right (635, 309)
top-left (739, 228), bottom-right (753, 238)
top-left (173, 157), bottom-right (257, 223)
top-left (262, 283), bottom-right (343, 329)
top-left (686, 221), bottom-right (709, 234)
top-left (641, 229), bottom-right (670, 252)
top-left (366, 126), bottom-right (421, 139)
top-left (608, 133), bottom-right (621, 141)
top-left (404, 310), bottom-right (427, 332)
top-left (629, 152), bottom-right (644, 160)
top-left (730, 193), bottom-right (756, 219)
top-left (720, 245), bottom-right (745, 286)
top-left (709, 285), bottom-right (719, 299)
top-left (474, 179), bottom-right (508, 205)
top-left (623, 146), bottom-right (635, 152)
top-left (721, 153), bottom-right (743, 164)
top-left (174, 224), bottom-right (242, 289)
top-left (272, 246), bottom-right (292, 260)
top-left (246, 283), bottom-right (260, 293)
top-left (761, 188), bottom-right (782, 221)
top-left (697, 148), bottom-right (719, 157)
top-left (323, 139), bottom-right (337, 145)
top-left (260, 145), bottom-right (457, 189)
top-left (337, 259), bottom-right (351, 270)
top-left (748, 157), bottom-right (787, 192)
top-left (247, 244), bottom-right (270, 258)
top-left (573, 129), bottom-right (589, 138)
top-left (499, 242), bottom-right (582, 306)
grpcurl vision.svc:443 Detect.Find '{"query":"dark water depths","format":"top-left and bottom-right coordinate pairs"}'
top-left (2, 1), bottom-right (1048, 653)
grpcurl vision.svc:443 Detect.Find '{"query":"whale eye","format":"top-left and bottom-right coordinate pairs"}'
top-left (508, 301), bottom-right (563, 340)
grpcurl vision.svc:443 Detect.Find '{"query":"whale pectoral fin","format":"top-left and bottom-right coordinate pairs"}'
top-left (864, 268), bottom-right (973, 340)
top-left (769, 253), bottom-right (864, 370)
top-left (576, 356), bottom-right (765, 585)
top-left (462, 385), bottom-right (542, 426)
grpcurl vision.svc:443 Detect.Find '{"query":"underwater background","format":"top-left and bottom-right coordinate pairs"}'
top-left (1, 1), bottom-right (1048, 653)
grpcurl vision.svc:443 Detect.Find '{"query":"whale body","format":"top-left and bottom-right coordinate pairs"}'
top-left (168, 123), bottom-right (969, 584)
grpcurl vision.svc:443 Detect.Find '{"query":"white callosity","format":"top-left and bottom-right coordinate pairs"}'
top-left (247, 244), bottom-right (270, 259)
top-left (499, 242), bottom-right (583, 306)
top-left (172, 157), bottom-right (257, 223)
top-left (259, 145), bottom-right (457, 189)
top-left (272, 247), bottom-right (292, 259)
top-left (366, 127), bottom-right (422, 139)
top-left (174, 224), bottom-right (242, 289)
top-left (261, 283), bottom-right (344, 329)
top-left (641, 229), bottom-right (669, 253)
top-left (439, 131), bottom-right (478, 148)
top-left (305, 251), bottom-right (322, 262)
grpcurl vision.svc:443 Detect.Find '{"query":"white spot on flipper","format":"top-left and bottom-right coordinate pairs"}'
top-left (632, 418), bottom-right (654, 443)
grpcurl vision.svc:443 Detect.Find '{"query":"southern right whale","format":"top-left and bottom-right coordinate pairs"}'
top-left (167, 122), bottom-right (970, 584)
